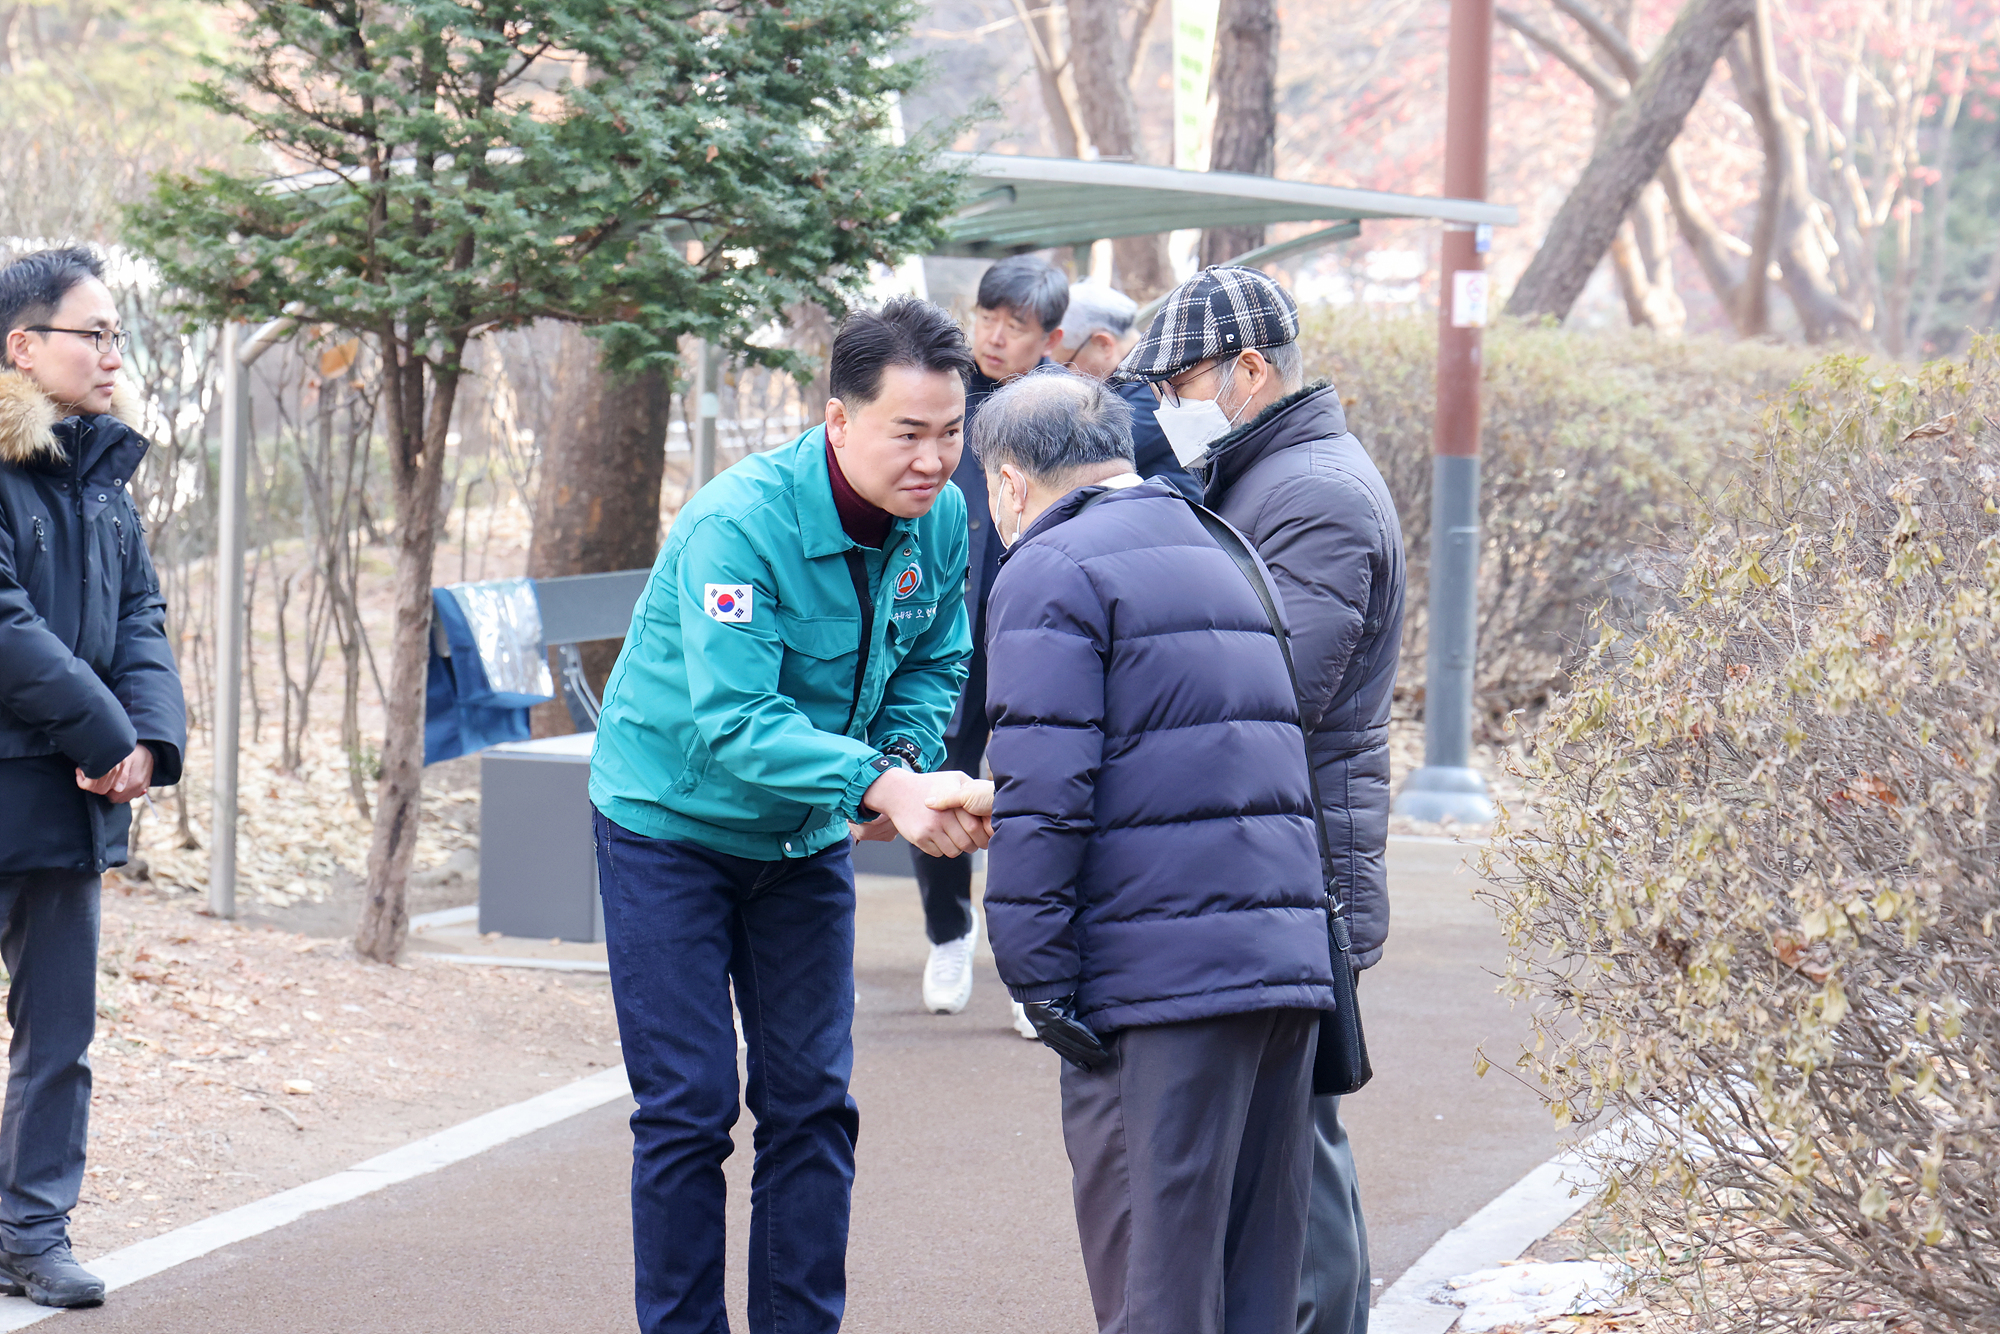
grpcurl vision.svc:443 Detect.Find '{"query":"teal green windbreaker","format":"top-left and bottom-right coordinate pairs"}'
top-left (590, 426), bottom-right (971, 860)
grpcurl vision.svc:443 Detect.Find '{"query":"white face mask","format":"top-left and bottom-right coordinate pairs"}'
top-left (1150, 359), bottom-right (1248, 468)
top-left (1153, 398), bottom-right (1233, 467)
top-left (993, 471), bottom-right (1027, 548)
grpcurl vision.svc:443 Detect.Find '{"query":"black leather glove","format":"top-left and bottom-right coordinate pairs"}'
top-left (1021, 996), bottom-right (1111, 1071)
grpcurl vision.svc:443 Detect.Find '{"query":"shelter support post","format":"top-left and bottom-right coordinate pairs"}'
top-left (207, 313), bottom-right (297, 918)
top-left (691, 342), bottom-right (720, 490)
top-left (1396, 0), bottom-right (1498, 825)
top-left (209, 325), bottom-right (249, 918)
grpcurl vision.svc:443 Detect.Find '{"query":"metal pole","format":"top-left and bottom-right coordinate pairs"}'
top-left (209, 324), bottom-right (249, 917)
top-left (208, 313), bottom-right (295, 919)
top-left (1395, 0), bottom-right (1498, 824)
top-left (691, 341), bottom-right (720, 490)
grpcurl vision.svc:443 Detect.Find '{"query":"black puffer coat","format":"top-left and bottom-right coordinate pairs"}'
top-left (0, 372), bottom-right (186, 875)
top-left (1202, 384), bottom-right (1406, 969)
top-left (983, 477), bottom-right (1336, 1032)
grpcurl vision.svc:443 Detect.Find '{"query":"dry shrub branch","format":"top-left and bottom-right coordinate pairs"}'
top-left (1301, 315), bottom-right (1810, 721)
top-left (1486, 341), bottom-right (2000, 1332)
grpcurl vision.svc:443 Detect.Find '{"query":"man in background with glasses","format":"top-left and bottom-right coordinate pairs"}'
top-left (1049, 280), bottom-right (1200, 502)
top-left (0, 247), bottom-right (185, 1309)
top-left (912, 255), bottom-right (1070, 1028)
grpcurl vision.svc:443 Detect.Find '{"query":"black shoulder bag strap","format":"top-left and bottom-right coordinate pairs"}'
top-left (1183, 498), bottom-right (1373, 1096)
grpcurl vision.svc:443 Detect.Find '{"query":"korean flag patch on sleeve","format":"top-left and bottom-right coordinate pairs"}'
top-left (704, 583), bottom-right (753, 623)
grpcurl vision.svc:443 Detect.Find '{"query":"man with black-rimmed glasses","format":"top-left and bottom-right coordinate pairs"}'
top-left (0, 247), bottom-right (185, 1309)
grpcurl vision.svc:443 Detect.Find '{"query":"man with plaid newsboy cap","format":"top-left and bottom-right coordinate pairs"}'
top-left (1117, 266), bottom-right (1408, 1334)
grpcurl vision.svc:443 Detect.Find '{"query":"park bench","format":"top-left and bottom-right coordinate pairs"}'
top-left (475, 569), bottom-right (647, 943)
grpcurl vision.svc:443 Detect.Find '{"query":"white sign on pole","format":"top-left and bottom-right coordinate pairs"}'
top-left (1173, 0), bottom-right (1221, 170)
top-left (1451, 270), bottom-right (1490, 328)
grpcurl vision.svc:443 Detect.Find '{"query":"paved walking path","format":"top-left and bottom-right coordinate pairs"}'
top-left (48, 839), bottom-right (1563, 1332)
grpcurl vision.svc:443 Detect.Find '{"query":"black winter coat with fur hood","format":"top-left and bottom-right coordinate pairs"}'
top-left (0, 372), bottom-right (185, 875)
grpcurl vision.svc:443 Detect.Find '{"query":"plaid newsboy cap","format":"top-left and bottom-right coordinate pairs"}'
top-left (1113, 265), bottom-right (1300, 384)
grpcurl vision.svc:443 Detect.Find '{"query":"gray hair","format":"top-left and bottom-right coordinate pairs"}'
top-left (970, 367), bottom-right (1134, 480)
top-left (1263, 340), bottom-right (1304, 392)
top-left (1057, 281), bottom-right (1138, 347)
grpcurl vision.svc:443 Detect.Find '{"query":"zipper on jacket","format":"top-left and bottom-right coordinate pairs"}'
top-left (791, 548), bottom-right (880, 839)
top-left (32, 516), bottom-right (46, 552)
top-left (838, 548), bottom-right (876, 737)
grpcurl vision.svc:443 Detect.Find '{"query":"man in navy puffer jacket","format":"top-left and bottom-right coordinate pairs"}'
top-left (970, 369), bottom-right (1335, 1334)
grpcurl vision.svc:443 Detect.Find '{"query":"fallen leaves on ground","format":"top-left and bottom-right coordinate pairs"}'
top-left (37, 882), bottom-right (621, 1259)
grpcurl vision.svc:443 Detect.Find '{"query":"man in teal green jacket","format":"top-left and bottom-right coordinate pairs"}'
top-left (590, 297), bottom-right (984, 1334)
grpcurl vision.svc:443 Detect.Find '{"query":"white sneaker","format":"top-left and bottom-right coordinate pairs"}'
top-left (1011, 1000), bottom-right (1039, 1040)
top-left (922, 915), bottom-right (978, 1015)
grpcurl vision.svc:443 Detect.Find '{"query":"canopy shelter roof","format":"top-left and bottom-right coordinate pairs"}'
top-left (938, 153), bottom-right (1519, 257)
top-left (266, 148), bottom-right (1517, 263)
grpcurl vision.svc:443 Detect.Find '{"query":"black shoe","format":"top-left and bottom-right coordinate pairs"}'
top-left (0, 1240), bottom-right (106, 1308)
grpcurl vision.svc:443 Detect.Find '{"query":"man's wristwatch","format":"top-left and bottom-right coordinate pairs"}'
top-left (866, 753), bottom-right (909, 781)
top-left (877, 738), bottom-right (924, 772)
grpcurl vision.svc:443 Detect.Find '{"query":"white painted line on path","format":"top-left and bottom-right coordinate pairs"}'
top-left (414, 953), bottom-right (609, 974)
top-left (1369, 1144), bottom-right (1602, 1334)
top-left (0, 1064), bottom-right (633, 1330)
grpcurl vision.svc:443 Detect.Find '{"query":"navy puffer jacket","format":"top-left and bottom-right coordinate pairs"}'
top-left (983, 476), bottom-right (1336, 1032)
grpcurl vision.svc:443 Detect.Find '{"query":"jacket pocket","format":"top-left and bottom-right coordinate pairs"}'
top-left (774, 609), bottom-right (860, 661)
top-left (666, 734), bottom-right (713, 798)
top-left (18, 515), bottom-right (47, 591)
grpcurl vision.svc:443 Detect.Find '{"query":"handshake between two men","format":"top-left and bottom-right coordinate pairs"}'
top-left (848, 769), bottom-right (997, 860)
top-left (845, 768), bottom-right (1109, 1070)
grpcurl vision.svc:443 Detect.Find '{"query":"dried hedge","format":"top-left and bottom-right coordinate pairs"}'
top-left (1298, 316), bottom-right (1808, 718)
top-left (1486, 343), bottom-right (2000, 1332)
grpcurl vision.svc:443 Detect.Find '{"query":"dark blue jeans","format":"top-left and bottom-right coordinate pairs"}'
top-left (0, 871), bottom-right (98, 1257)
top-left (595, 813), bottom-right (860, 1334)
top-left (908, 630), bottom-right (986, 944)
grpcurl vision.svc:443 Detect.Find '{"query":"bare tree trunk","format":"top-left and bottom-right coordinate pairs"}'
top-left (1723, 0), bottom-right (1862, 343)
top-left (527, 326), bottom-right (671, 735)
top-left (1502, 3), bottom-right (1685, 335)
top-left (1500, 3), bottom-right (1763, 336)
top-left (1068, 0), bottom-right (1174, 299)
top-left (1505, 0), bottom-right (1756, 323)
top-left (355, 338), bottom-right (465, 964)
top-left (1609, 183), bottom-right (1687, 334)
top-left (1200, 0), bottom-right (1279, 268)
top-left (1012, 0), bottom-right (1085, 158)
top-left (1908, 57), bottom-right (1966, 353)
top-left (1656, 149), bottom-right (1747, 316)
top-left (1724, 21), bottom-right (1779, 334)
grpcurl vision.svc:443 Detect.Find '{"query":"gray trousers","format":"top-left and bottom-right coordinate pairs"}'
top-left (1297, 1096), bottom-right (1371, 1334)
top-left (0, 872), bottom-right (98, 1256)
top-left (1060, 1008), bottom-right (1318, 1334)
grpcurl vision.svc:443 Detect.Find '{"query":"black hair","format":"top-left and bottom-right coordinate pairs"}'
top-left (0, 247), bottom-right (106, 367)
top-left (975, 255), bottom-right (1069, 335)
top-left (829, 296), bottom-right (976, 406)
top-left (970, 366), bottom-right (1133, 476)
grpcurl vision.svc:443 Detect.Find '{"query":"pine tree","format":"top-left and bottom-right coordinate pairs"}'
top-left (129, 0), bottom-right (963, 961)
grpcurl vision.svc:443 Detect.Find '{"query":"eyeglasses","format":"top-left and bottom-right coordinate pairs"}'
top-left (26, 326), bottom-right (129, 355)
top-left (1151, 359), bottom-right (1225, 407)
